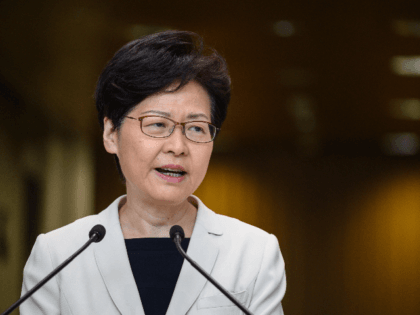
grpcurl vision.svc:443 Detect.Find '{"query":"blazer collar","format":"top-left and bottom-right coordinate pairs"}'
top-left (187, 195), bottom-right (223, 236)
top-left (94, 195), bottom-right (223, 315)
top-left (94, 196), bottom-right (144, 315)
top-left (166, 195), bottom-right (222, 315)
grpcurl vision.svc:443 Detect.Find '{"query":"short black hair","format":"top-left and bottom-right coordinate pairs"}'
top-left (95, 30), bottom-right (231, 181)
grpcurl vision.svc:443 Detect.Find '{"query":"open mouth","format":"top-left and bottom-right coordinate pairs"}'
top-left (155, 168), bottom-right (187, 177)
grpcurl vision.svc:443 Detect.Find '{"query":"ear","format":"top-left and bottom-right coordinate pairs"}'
top-left (103, 117), bottom-right (119, 155)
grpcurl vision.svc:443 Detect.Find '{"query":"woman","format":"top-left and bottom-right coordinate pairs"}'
top-left (21, 30), bottom-right (286, 315)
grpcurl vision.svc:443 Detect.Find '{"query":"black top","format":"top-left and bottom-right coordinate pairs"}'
top-left (125, 238), bottom-right (191, 315)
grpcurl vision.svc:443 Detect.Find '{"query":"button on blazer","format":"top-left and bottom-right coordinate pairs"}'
top-left (21, 195), bottom-right (286, 315)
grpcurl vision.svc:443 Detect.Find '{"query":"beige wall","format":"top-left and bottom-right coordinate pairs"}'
top-left (0, 96), bottom-right (95, 311)
top-left (41, 134), bottom-right (95, 233)
top-left (0, 124), bottom-right (25, 311)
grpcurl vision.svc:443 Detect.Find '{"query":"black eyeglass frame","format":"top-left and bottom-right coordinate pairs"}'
top-left (125, 115), bottom-right (221, 143)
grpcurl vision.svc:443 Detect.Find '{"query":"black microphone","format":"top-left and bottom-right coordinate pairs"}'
top-left (1, 224), bottom-right (106, 315)
top-left (169, 225), bottom-right (254, 315)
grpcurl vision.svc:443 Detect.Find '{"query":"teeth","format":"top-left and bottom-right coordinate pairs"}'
top-left (162, 168), bottom-right (182, 172)
top-left (160, 171), bottom-right (183, 177)
top-left (156, 168), bottom-right (185, 177)
top-left (159, 168), bottom-right (185, 173)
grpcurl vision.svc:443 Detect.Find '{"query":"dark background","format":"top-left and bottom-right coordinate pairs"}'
top-left (1, 0), bottom-right (420, 313)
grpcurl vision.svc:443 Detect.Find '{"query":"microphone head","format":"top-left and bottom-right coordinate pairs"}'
top-left (169, 225), bottom-right (185, 242)
top-left (89, 225), bottom-right (106, 243)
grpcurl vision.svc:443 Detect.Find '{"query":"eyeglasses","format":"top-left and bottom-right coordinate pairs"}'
top-left (125, 115), bottom-right (220, 143)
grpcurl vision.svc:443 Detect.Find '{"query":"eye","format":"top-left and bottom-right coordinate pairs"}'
top-left (188, 124), bottom-right (208, 134)
top-left (151, 122), bottom-right (166, 128)
top-left (144, 121), bottom-right (168, 128)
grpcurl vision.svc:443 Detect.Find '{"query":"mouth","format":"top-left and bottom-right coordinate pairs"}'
top-left (155, 168), bottom-right (187, 177)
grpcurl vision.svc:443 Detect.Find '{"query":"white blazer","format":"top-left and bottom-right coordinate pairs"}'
top-left (21, 195), bottom-right (286, 315)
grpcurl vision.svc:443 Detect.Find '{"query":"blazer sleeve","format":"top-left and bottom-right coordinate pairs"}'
top-left (249, 233), bottom-right (287, 315)
top-left (20, 234), bottom-right (61, 315)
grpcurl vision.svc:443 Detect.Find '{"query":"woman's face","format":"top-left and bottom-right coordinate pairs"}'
top-left (103, 81), bottom-right (214, 206)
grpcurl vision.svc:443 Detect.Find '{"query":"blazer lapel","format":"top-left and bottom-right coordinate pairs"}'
top-left (166, 196), bottom-right (223, 315)
top-left (94, 196), bottom-right (145, 315)
top-left (92, 195), bottom-right (222, 315)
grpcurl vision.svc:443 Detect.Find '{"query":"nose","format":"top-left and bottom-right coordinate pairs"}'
top-left (162, 124), bottom-right (189, 156)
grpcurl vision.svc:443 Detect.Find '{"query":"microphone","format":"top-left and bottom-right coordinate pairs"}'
top-left (89, 224), bottom-right (106, 242)
top-left (1, 224), bottom-right (106, 315)
top-left (169, 225), bottom-right (254, 315)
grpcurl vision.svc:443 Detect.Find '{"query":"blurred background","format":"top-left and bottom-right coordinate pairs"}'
top-left (1, 0), bottom-right (420, 313)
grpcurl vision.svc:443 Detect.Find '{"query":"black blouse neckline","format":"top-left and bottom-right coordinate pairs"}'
top-left (124, 237), bottom-right (191, 315)
top-left (125, 238), bottom-right (191, 251)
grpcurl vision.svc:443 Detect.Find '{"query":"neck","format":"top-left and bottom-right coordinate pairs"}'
top-left (118, 194), bottom-right (197, 239)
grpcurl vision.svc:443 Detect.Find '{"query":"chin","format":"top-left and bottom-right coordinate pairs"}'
top-left (127, 174), bottom-right (198, 206)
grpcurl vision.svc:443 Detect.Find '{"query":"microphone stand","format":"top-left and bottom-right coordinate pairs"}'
top-left (1, 227), bottom-right (105, 315)
top-left (173, 234), bottom-right (254, 315)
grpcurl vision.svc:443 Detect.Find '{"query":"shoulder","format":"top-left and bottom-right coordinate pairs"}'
top-left (45, 213), bottom-right (101, 240)
top-left (35, 213), bottom-right (101, 261)
top-left (191, 195), bottom-right (285, 302)
top-left (216, 212), bottom-right (271, 240)
top-left (191, 195), bottom-right (269, 237)
top-left (191, 195), bottom-right (274, 252)
top-left (214, 212), bottom-right (279, 265)
top-left (38, 196), bottom-right (123, 256)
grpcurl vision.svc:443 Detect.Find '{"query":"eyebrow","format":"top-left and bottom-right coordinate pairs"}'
top-left (140, 110), bottom-right (210, 120)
